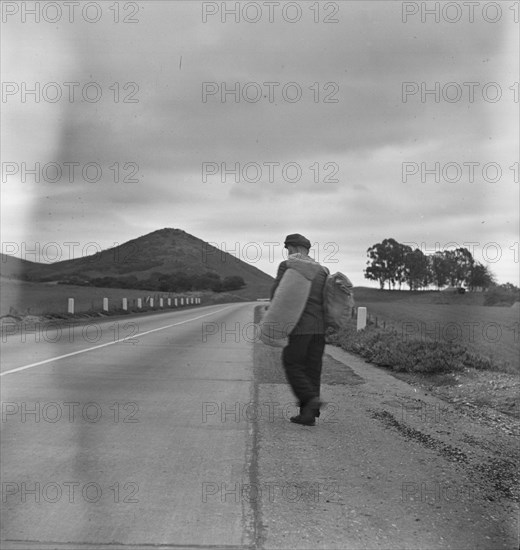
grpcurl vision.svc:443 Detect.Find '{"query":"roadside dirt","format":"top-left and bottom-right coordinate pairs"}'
top-left (390, 368), bottom-right (520, 428)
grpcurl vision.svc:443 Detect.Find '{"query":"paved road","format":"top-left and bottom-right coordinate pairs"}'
top-left (1, 303), bottom-right (517, 549)
top-left (1, 303), bottom-right (259, 549)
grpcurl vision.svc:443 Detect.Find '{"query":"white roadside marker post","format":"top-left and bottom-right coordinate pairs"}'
top-left (357, 307), bottom-right (367, 331)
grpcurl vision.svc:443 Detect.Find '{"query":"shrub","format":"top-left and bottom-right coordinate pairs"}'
top-left (484, 284), bottom-right (520, 306)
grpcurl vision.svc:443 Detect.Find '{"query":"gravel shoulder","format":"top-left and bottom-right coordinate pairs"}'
top-left (391, 367), bottom-right (520, 425)
top-left (253, 341), bottom-right (519, 550)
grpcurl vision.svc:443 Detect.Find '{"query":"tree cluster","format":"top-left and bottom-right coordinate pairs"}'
top-left (364, 238), bottom-right (496, 291)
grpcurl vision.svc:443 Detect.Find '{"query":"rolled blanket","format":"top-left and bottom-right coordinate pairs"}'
top-left (259, 255), bottom-right (322, 347)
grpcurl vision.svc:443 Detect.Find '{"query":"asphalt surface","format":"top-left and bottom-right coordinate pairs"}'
top-left (1, 302), bottom-right (518, 549)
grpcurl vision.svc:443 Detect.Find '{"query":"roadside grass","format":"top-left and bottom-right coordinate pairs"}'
top-left (327, 318), bottom-right (517, 376)
top-left (327, 320), bottom-right (520, 418)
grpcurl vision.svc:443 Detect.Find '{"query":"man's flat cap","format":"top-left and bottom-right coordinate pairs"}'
top-left (284, 233), bottom-right (311, 249)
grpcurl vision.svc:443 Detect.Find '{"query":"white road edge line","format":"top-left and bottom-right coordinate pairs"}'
top-left (1, 306), bottom-right (236, 377)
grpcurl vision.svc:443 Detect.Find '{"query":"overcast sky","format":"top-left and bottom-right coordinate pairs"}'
top-left (2, 1), bottom-right (518, 286)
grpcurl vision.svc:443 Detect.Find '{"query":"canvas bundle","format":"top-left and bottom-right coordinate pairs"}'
top-left (323, 271), bottom-right (355, 331)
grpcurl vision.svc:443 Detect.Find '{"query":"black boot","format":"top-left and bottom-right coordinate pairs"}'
top-left (290, 413), bottom-right (316, 426)
top-left (290, 397), bottom-right (321, 426)
top-left (290, 406), bottom-right (320, 421)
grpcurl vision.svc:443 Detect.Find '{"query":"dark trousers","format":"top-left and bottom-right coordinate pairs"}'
top-left (282, 333), bottom-right (326, 407)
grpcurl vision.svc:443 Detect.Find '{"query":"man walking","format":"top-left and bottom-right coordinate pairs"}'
top-left (270, 234), bottom-right (329, 426)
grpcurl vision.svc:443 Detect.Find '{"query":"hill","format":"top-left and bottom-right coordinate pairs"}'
top-left (0, 228), bottom-right (275, 300)
top-left (0, 254), bottom-right (42, 281)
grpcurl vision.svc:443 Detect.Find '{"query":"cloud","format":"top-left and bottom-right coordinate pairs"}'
top-left (2, 1), bottom-right (517, 285)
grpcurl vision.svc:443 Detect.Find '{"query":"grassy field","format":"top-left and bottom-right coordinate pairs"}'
top-left (352, 288), bottom-right (519, 371)
top-left (0, 278), bottom-right (212, 316)
top-left (353, 287), bottom-right (487, 306)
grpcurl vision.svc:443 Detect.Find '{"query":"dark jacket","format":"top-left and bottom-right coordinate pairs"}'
top-left (270, 258), bottom-right (328, 335)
